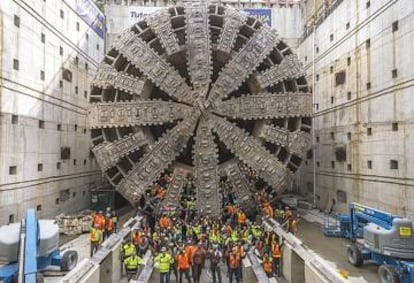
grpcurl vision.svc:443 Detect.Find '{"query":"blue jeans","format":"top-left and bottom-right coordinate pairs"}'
top-left (160, 271), bottom-right (170, 283)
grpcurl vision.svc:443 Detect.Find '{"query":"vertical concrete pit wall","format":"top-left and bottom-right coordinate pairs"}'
top-left (0, 0), bottom-right (105, 224)
top-left (296, 0), bottom-right (414, 219)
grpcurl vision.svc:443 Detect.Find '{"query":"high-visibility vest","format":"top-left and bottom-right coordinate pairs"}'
top-left (176, 253), bottom-right (190, 270)
top-left (263, 259), bottom-right (273, 272)
top-left (124, 255), bottom-right (143, 269)
top-left (132, 231), bottom-right (142, 245)
top-left (238, 212), bottom-right (246, 223)
top-left (106, 218), bottom-right (113, 231)
top-left (227, 205), bottom-right (234, 215)
top-left (236, 246), bottom-right (246, 258)
top-left (229, 255), bottom-right (240, 268)
top-left (271, 244), bottom-right (281, 258)
top-left (90, 228), bottom-right (102, 243)
top-left (123, 244), bottom-right (136, 258)
top-left (155, 253), bottom-right (174, 273)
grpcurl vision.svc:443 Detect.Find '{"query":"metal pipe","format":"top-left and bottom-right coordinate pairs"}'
top-left (312, 0), bottom-right (317, 208)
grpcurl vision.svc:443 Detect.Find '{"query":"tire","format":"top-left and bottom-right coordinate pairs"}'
top-left (347, 244), bottom-right (363, 267)
top-left (61, 250), bottom-right (78, 271)
top-left (378, 265), bottom-right (400, 283)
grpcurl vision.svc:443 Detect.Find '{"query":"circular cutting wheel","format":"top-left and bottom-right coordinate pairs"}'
top-left (88, 3), bottom-right (312, 217)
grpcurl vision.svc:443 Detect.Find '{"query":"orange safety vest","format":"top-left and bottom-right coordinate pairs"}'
top-left (132, 231), bottom-right (142, 245)
top-left (236, 246), bottom-right (245, 257)
top-left (264, 206), bottom-right (274, 217)
top-left (106, 218), bottom-right (113, 231)
top-left (227, 205), bottom-right (234, 215)
top-left (229, 255), bottom-right (240, 268)
top-left (98, 215), bottom-right (106, 229)
top-left (263, 259), bottom-right (273, 272)
top-left (177, 253), bottom-right (190, 270)
top-left (271, 244), bottom-right (281, 258)
top-left (185, 245), bottom-right (196, 264)
top-left (237, 212), bottom-right (246, 224)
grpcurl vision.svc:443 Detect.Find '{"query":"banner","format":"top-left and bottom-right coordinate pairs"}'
top-left (76, 0), bottom-right (105, 38)
top-left (242, 8), bottom-right (272, 27)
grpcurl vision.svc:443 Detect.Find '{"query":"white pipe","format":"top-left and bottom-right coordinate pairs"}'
top-left (312, 0), bottom-right (317, 208)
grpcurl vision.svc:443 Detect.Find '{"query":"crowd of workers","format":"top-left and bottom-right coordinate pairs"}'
top-left (89, 167), bottom-right (300, 282)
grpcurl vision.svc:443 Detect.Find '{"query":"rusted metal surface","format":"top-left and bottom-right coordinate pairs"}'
top-left (88, 2), bottom-right (311, 209)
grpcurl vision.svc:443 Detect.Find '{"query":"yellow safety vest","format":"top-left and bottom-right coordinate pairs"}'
top-left (155, 253), bottom-right (174, 273)
top-left (125, 255), bottom-right (143, 269)
top-left (123, 244), bottom-right (136, 258)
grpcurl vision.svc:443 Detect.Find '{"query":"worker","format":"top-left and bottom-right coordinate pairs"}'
top-left (237, 209), bottom-right (247, 226)
top-left (137, 234), bottom-right (149, 257)
top-left (263, 202), bottom-right (274, 218)
top-left (159, 214), bottom-right (172, 230)
top-left (104, 213), bottom-right (114, 240)
top-left (271, 240), bottom-right (283, 277)
top-left (228, 248), bottom-right (241, 283)
top-left (111, 211), bottom-right (118, 233)
top-left (184, 239), bottom-right (196, 266)
top-left (209, 244), bottom-right (222, 283)
top-left (154, 246), bottom-right (174, 283)
top-left (89, 224), bottom-right (103, 257)
top-left (291, 215), bottom-right (300, 235)
top-left (124, 253), bottom-right (143, 275)
top-left (234, 241), bottom-right (246, 281)
top-left (176, 248), bottom-right (192, 283)
top-left (132, 228), bottom-right (142, 249)
top-left (263, 254), bottom-right (273, 277)
top-left (122, 240), bottom-right (137, 261)
top-left (191, 244), bottom-right (206, 283)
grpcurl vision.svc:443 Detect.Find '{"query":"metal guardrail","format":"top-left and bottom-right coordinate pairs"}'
top-left (262, 217), bottom-right (346, 283)
top-left (247, 251), bottom-right (270, 283)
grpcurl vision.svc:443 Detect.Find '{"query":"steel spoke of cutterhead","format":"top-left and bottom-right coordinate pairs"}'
top-left (193, 119), bottom-right (220, 217)
top-left (217, 7), bottom-right (247, 54)
top-left (160, 168), bottom-right (188, 211)
top-left (113, 31), bottom-right (194, 104)
top-left (146, 9), bottom-right (181, 56)
top-left (117, 110), bottom-right (200, 204)
top-left (206, 27), bottom-right (279, 108)
top-left (92, 130), bottom-right (150, 172)
top-left (220, 160), bottom-right (253, 208)
top-left (91, 63), bottom-right (145, 96)
top-left (184, 0), bottom-right (212, 93)
top-left (257, 124), bottom-right (312, 159)
top-left (210, 115), bottom-right (293, 193)
top-left (213, 92), bottom-right (313, 120)
top-left (88, 100), bottom-right (192, 128)
top-left (256, 54), bottom-right (305, 89)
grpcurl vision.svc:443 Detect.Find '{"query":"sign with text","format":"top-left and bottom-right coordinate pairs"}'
top-left (242, 8), bottom-right (272, 27)
top-left (76, 0), bottom-right (105, 38)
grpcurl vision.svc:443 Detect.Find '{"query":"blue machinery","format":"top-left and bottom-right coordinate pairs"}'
top-left (324, 202), bottom-right (414, 282)
top-left (0, 209), bottom-right (78, 283)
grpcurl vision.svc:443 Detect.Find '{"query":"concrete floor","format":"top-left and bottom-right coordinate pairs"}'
top-left (296, 213), bottom-right (379, 283)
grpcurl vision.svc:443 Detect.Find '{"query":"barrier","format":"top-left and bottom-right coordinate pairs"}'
top-left (262, 217), bottom-right (346, 283)
top-left (60, 214), bottom-right (148, 283)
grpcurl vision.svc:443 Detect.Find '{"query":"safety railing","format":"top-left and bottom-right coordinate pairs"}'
top-left (262, 217), bottom-right (346, 283)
